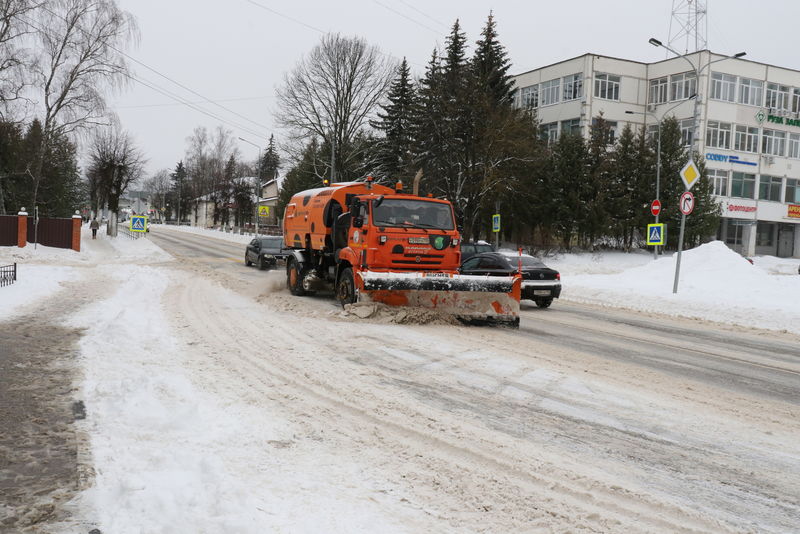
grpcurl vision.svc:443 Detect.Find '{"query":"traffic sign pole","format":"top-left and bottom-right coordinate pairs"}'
top-left (673, 212), bottom-right (686, 294)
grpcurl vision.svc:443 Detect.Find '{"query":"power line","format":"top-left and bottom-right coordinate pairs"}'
top-left (114, 95), bottom-right (273, 110)
top-left (36, 3), bottom-right (272, 133)
top-left (243, 0), bottom-right (325, 34)
top-left (242, 0), bottom-right (426, 69)
top-left (18, 13), bottom-right (269, 140)
top-left (397, 0), bottom-right (448, 29)
top-left (372, 0), bottom-right (441, 35)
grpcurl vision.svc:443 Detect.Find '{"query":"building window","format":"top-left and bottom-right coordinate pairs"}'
top-left (520, 85), bottom-right (538, 108)
top-left (708, 169), bottom-right (729, 196)
top-left (594, 73), bottom-right (620, 101)
top-left (540, 79), bottom-right (560, 106)
top-left (738, 78), bottom-right (763, 106)
top-left (726, 220), bottom-right (747, 245)
top-left (541, 122), bottom-right (559, 144)
top-left (705, 121), bottom-right (731, 149)
top-left (709, 169), bottom-right (730, 196)
top-left (731, 172), bottom-right (756, 198)
top-left (786, 178), bottom-right (800, 203)
top-left (756, 222), bottom-right (774, 247)
top-left (680, 118), bottom-right (694, 146)
top-left (766, 83), bottom-right (791, 112)
top-left (789, 133), bottom-right (800, 159)
top-left (649, 77), bottom-right (668, 105)
top-left (562, 73), bottom-right (583, 101)
top-left (793, 88), bottom-right (800, 114)
top-left (560, 118), bottom-right (581, 136)
top-left (670, 72), bottom-right (696, 101)
top-left (762, 129), bottom-right (786, 156)
top-left (710, 72), bottom-right (737, 102)
top-left (734, 125), bottom-right (759, 153)
top-left (759, 175), bottom-right (783, 201)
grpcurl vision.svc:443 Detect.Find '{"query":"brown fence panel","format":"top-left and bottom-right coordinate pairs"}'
top-left (0, 215), bottom-right (17, 246)
top-left (27, 217), bottom-right (73, 248)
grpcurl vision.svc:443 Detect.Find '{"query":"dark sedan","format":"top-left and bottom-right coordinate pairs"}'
top-left (245, 236), bottom-right (290, 270)
top-left (460, 252), bottom-right (561, 308)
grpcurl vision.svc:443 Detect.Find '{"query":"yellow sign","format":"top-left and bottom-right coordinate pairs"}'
top-left (258, 206), bottom-right (270, 216)
top-left (679, 160), bottom-right (701, 191)
top-left (788, 204), bottom-right (800, 218)
top-left (130, 215), bottom-right (148, 232)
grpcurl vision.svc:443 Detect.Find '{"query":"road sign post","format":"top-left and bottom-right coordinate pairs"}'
top-left (673, 161), bottom-right (700, 294)
top-left (651, 199), bottom-right (662, 259)
top-left (492, 213), bottom-right (500, 249)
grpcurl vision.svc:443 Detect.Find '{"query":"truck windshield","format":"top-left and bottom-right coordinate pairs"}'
top-left (372, 199), bottom-right (455, 230)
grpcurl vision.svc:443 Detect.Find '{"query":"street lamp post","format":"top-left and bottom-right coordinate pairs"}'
top-left (238, 137), bottom-right (263, 235)
top-left (626, 96), bottom-right (696, 260)
top-left (647, 39), bottom-right (745, 293)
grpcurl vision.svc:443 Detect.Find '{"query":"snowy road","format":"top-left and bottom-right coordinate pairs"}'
top-left (132, 226), bottom-right (800, 533)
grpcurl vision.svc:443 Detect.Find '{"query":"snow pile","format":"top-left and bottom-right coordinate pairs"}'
top-left (0, 264), bottom-right (76, 322)
top-left (340, 302), bottom-right (461, 325)
top-left (752, 255), bottom-right (800, 276)
top-left (545, 249), bottom-right (653, 275)
top-left (561, 241), bottom-right (800, 334)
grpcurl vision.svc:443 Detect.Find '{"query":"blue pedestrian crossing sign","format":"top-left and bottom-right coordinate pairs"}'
top-left (646, 223), bottom-right (665, 246)
top-left (492, 214), bottom-right (501, 233)
top-left (131, 215), bottom-right (148, 233)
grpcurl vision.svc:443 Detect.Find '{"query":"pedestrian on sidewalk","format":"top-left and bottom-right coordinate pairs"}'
top-left (90, 218), bottom-right (100, 239)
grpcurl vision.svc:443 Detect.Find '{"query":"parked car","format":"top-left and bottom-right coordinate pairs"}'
top-left (459, 251), bottom-right (561, 308)
top-left (460, 240), bottom-right (496, 261)
top-left (245, 236), bottom-right (290, 270)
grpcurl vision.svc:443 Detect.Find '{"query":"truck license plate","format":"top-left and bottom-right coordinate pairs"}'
top-left (533, 290), bottom-right (551, 296)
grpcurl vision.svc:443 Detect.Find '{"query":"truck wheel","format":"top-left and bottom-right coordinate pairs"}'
top-left (287, 258), bottom-right (306, 296)
top-left (336, 267), bottom-right (357, 307)
top-left (535, 298), bottom-right (553, 309)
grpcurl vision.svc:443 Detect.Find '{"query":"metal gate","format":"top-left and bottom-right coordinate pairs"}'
top-left (27, 217), bottom-right (73, 248)
top-left (0, 215), bottom-right (17, 246)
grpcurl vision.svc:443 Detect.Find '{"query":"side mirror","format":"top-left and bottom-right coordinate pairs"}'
top-left (352, 216), bottom-right (364, 228)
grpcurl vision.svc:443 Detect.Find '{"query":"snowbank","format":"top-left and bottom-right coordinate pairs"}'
top-left (558, 241), bottom-right (800, 334)
top-left (0, 265), bottom-right (76, 321)
top-left (0, 226), bottom-right (171, 322)
top-left (153, 224), bottom-right (258, 245)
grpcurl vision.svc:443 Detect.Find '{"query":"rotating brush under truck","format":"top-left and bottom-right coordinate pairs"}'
top-left (282, 179), bottom-right (521, 326)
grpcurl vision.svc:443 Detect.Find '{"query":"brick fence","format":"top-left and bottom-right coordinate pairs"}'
top-left (0, 210), bottom-right (81, 252)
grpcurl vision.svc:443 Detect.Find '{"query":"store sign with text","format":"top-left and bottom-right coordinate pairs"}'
top-left (727, 203), bottom-right (757, 213)
top-left (766, 114), bottom-right (800, 128)
top-left (705, 153), bottom-right (757, 166)
top-left (789, 204), bottom-right (800, 218)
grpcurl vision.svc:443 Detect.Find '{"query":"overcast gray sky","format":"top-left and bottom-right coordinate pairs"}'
top-left (110, 0), bottom-right (800, 177)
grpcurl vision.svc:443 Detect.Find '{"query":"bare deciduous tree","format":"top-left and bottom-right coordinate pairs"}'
top-left (276, 33), bottom-right (394, 182)
top-left (30, 0), bottom-right (137, 208)
top-left (142, 168), bottom-right (171, 220)
top-left (86, 125), bottom-right (144, 233)
top-left (0, 0), bottom-right (38, 119)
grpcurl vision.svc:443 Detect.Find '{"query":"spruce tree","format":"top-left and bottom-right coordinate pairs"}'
top-left (371, 58), bottom-right (416, 182)
top-left (170, 161), bottom-right (188, 222)
top-left (549, 132), bottom-right (588, 249)
top-left (473, 12), bottom-right (514, 107)
top-left (655, 117), bottom-right (720, 249)
top-left (259, 134), bottom-right (280, 183)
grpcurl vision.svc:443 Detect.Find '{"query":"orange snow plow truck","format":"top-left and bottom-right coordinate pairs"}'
top-left (282, 179), bottom-right (521, 326)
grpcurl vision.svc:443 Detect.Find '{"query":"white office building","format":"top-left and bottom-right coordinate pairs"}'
top-left (512, 51), bottom-right (800, 258)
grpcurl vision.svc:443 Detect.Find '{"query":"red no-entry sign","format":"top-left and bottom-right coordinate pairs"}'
top-left (651, 199), bottom-right (661, 217)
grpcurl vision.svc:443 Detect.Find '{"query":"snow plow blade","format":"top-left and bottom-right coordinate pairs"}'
top-left (359, 272), bottom-right (521, 327)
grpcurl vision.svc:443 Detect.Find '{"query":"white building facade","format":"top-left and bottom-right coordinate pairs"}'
top-left (512, 51), bottom-right (800, 258)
